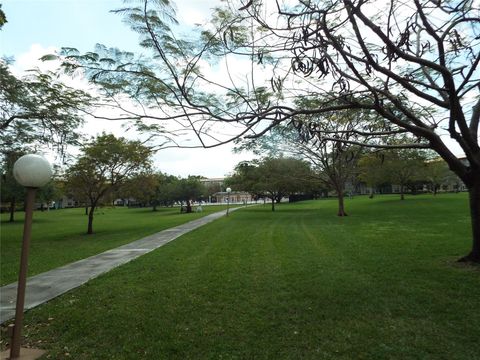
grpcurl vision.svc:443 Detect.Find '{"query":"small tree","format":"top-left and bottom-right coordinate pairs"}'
top-left (155, 173), bottom-right (179, 207)
top-left (384, 150), bottom-right (427, 200)
top-left (66, 134), bottom-right (152, 234)
top-left (228, 157), bottom-right (313, 211)
top-left (358, 152), bottom-right (388, 199)
top-left (37, 180), bottom-right (61, 211)
top-left (204, 182), bottom-right (222, 202)
top-left (424, 159), bottom-right (455, 196)
top-left (175, 176), bottom-right (205, 213)
top-left (118, 172), bottom-right (159, 209)
top-left (226, 161), bottom-right (265, 202)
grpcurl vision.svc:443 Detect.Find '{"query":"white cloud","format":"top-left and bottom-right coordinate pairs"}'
top-left (177, 0), bottom-right (221, 26)
top-left (154, 144), bottom-right (254, 178)
top-left (9, 44), bottom-right (256, 178)
top-left (14, 44), bottom-right (59, 73)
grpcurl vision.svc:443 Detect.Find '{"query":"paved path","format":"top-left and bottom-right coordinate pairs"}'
top-left (0, 208), bottom-right (238, 324)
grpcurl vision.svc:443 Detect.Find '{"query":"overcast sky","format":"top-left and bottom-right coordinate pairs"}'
top-left (1, 0), bottom-right (256, 178)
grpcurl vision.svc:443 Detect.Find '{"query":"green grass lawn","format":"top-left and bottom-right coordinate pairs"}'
top-left (2, 194), bottom-right (479, 359)
top-left (0, 205), bottom-right (227, 285)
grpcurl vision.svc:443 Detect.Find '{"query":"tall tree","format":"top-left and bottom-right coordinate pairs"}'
top-left (54, 0), bottom-right (480, 261)
top-left (65, 134), bottom-right (152, 234)
top-left (292, 109), bottom-right (368, 216)
top-left (237, 109), bottom-right (370, 216)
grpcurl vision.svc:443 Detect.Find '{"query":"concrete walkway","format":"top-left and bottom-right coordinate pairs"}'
top-left (1, 208), bottom-right (238, 324)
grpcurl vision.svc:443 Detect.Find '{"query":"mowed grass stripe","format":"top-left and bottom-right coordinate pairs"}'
top-left (1, 194), bottom-right (478, 359)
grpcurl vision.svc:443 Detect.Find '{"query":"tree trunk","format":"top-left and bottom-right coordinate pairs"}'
top-left (433, 184), bottom-right (438, 196)
top-left (459, 180), bottom-right (480, 263)
top-left (9, 197), bottom-right (15, 222)
top-left (369, 187), bottom-right (374, 199)
top-left (87, 205), bottom-right (96, 234)
top-left (271, 198), bottom-right (275, 211)
top-left (337, 189), bottom-right (347, 216)
top-left (85, 206), bottom-right (88, 215)
top-left (400, 184), bottom-right (405, 200)
top-left (186, 200), bottom-right (192, 213)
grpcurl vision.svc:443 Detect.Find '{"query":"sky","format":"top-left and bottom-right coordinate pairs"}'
top-left (1, 0), bottom-right (256, 178)
top-left (1, 0), bottom-right (469, 177)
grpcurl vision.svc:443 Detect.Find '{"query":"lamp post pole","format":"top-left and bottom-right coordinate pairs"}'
top-left (10, 187), bottom-right (37, 359)
top-left (226, 187), bottom-right (231, 216)
top-left (9, 154), bottom-right (52, 360)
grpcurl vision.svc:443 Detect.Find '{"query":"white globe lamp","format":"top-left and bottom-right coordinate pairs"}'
top-left (13, 154), bottom-right (53, 188)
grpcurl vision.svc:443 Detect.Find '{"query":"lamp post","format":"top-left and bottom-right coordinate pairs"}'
top-left (226, 187), bottom-right (231, 216)
top-left (9, 154), bottom-right (52, 360)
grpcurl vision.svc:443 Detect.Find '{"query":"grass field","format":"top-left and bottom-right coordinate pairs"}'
top-left (1, 194), bottom-right (479, 359)
top-left (0, 205), bottom-right (227, 285)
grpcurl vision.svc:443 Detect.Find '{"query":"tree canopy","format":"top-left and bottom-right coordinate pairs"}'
top-left (0, 62), bottom-right (93, 155)
top-left (383, 149), bottom-right (428, 200)
top-left (52, 0), bottom-right (480, 261)
top-left (0, 150), bottom-right (25, 222)
top-left (66, 133), bottom-right (152, 234)
top-left (0, 4), bottom-right (7, 30)
top-left (227, 157), bottom-right (313, 211)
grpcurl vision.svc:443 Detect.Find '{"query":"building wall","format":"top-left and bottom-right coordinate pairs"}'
top-left (213, 191), bottom-right (253, 203)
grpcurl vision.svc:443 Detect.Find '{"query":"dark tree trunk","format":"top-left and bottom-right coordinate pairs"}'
top-left (369, 187), bottom-right (374, 199)
top-left (433, 184), bottom-right (438, 196)
top-left (9, 197), bottom-right (15, 222)
top-left (459, 180), bottom-right (480, 263)
top-left (152, 203), bottom-right (157, 211)
top-left (85, 206), bottom-right (88, 215)
top-left (87, 204), bottom-right (96, 234)
top-left (337, 189), bottom-right (347, 217)
top-left (271, 198), bottom-right (275, 211)
top-left (400, 184), bottom-right (405, 200)
top-left (186, 200), bottom-right (192, 213)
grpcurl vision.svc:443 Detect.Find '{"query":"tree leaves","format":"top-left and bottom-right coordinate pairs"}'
top-left (0, 63), bottom-right (92, 155)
